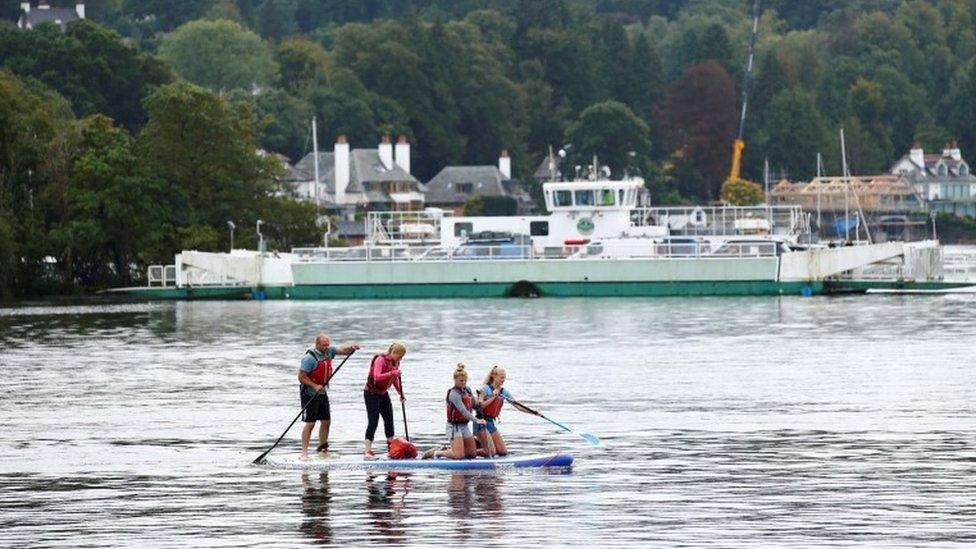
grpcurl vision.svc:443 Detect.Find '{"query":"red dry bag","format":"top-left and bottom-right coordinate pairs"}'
top-left (387, 437), bottom-right (417, 460)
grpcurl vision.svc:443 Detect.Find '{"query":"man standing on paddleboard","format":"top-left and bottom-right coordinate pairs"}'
top-left (299, 333), bottom-right (359, 459)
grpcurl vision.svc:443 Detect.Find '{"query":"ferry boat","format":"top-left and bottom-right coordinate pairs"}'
top-left (123, 174), bottom-right (971, 299)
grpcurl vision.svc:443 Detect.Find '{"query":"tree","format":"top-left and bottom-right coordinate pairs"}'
top-left (660, 61), bottom-right (738, 199)
top-left (257, 0), bottom-right (299, 42)
top-left (47, 115), bottom-right (168, 287)
top-left (0, 71), bottom-right (75, 296)
top-left (949, 58), bottom-right (976, 156)
top-left (121, 0), bottom-right (216, 31)
top-left (0, 216), bottom-right (15, 300)
top-left (565, 101), bottom-right (651, 177)
top-left (138, 82), bottom-right (280, 252)
top-left (0, 20), bottom-right (172, 129)
top-left (276, 37), bottom-right (330, 95)
top-left (721, 178), bottom-right (764, 206)
top-left (158, 19), bottom-right (279, 91)
top-left (626, 33), bottom-right (664, 122)
top-left (764, 88), bottom-right (828, 181)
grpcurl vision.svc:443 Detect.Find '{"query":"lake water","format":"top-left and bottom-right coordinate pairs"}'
top-left (1, 296), bottom-right (975, 547)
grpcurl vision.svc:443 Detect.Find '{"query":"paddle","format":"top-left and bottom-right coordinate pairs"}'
top-left (253, 350), bottom-right (356, 464)
top-left (400, 396), bottom-right (410, 441)
top-left (398, 376), bottom-right (409, 441)
top-left (503, 395), bottom-right (600, 446)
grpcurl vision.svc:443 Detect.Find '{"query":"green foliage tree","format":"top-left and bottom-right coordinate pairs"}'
top-left (764, 88), bottom-right (828, 180)
top-left (462, 195), bottom-right (484, 216)
top-left (158, 19), bottom-right (279, 91)
top-left (138, 82), bottom-right (280, 252)
top-left (721, 178), bottom-right (764, 206)
top-left (276, 37), bottom-right (330, 94)
top-left (257, 0), bottom-right (299, 42)
top-left (0, 20), bottom-right (172, 129)
top-left (565, 100), bottom-right (651, 177)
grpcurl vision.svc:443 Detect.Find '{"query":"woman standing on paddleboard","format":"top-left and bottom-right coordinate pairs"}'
top-left (363, 342), bottom-right (406, 458)
top-left (428, 364), bottom-right (485, 459)
top-left (475, 365), bottom-right (534, 457)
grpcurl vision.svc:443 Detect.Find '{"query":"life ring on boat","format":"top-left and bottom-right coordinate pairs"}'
top-left (564, 239), bottom-right (590, 246)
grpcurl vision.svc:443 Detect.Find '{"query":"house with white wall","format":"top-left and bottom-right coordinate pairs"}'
top-left (18, 1), bottom-right (85, 31)
top-left (891, 141), bottom-right (976, 218)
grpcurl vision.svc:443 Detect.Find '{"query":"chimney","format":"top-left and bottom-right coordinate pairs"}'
top-left (378, 135), bottom-right (393, 170)
top-left (21, 2), bottom-right (30, 14)
top-left (394, 134), bottom-right (410, 174)
top-left (334, 135), bottom-right (350, 205)
top-left (498, 149), bottom-right (512, 179)
top-left (910, 141), bottom-right (924, 168)
top-left (947, 140), bottom-right (962, 161)
top-left (38, 0), bottom-right (49, 9)
top-left (76, 1), bottom-right (85, 19)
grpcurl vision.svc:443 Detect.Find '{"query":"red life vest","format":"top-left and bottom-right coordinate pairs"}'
top-left (446, 387), bottom-right (474, 424)
top-left (365, 354), bottom-right (398, 394)
top-left (306, 350), bottom-right (333, 387)
top-left (481, 387), bottom-right (505, 419)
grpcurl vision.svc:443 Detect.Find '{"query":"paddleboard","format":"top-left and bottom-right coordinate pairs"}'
top-left (263, 452), bottom-right (573, 471)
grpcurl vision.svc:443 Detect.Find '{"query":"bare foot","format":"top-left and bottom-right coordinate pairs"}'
top-left (300, 453), bottom-right (309, 461)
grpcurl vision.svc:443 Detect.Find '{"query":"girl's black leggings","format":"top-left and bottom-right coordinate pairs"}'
top-left (364, 390), bottom-right (394, 441)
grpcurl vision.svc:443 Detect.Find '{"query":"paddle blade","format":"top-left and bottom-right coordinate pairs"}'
top-left (580, 432), bottom-right (601, 446)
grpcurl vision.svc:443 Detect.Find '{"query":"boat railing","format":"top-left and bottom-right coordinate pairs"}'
top-left (366, 210), bottom-right (451, 245)
top-left (147, 265), bottom-right (177, 286)
top-left (292, 241), bottom-right (780, 263)
top-left (631, 205), bottom-right (810, 236)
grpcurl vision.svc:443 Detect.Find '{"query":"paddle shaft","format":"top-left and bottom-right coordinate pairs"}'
top-left (400, 399), bottom-right (410, 441)
top-left (504, 395), bottom-right (599, 446)
top-left (253, 350), bottom-right (356, 464)
top-left (397, 375), bottom-right (409, 441)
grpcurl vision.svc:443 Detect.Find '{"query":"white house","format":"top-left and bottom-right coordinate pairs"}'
top-left (280, 135), bottom-right (425, 213)
top-left (18, 1), bottom-right (85, 31)
top-left (890, 141), bottom-right (976, 217)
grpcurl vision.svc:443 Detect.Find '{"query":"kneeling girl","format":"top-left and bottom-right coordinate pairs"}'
top-left (475, 365), bottom-right (533, 457)
top-left (433, 364), bottom-right (485, 459)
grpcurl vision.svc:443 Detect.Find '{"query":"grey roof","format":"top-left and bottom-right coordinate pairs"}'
top-left (19, 6), bottom-right (81, 30)
top-left (895, 151), bottom-right (974, 182)
top-left (293, 149), bottom-right (419, 200)
top-left (533, 155), bottom-right (562, 182)
top-left (425, 166), bottom-right (510, 204)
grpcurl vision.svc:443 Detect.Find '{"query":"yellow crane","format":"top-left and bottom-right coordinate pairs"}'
top-left (729, 0), bottom-right (761, 182)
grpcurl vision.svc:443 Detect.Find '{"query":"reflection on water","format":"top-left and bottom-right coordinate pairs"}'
top-left (364, 472), bottom-right (411, 544)
top-left (2, 296), bottom-right (976, 546)
top-left (301, 472), bottom-right (332, 544)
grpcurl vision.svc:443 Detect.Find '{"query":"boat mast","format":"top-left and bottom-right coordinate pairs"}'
top-left (840, 128), bottom-right (850, 241)
top-left (312, 117), bottom-right (320, 208)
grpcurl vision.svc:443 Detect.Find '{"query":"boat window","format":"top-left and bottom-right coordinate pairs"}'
top-left (454, 222), bottom-right (473, 237)
top-left (600, 189), bottom-right (615, 206)
top-left (574, 190), bottom-right (595, 206)
top-left (554, 190), bottom-right (572, 207)
top-left (530, 221), bottom-right (549, 236)
top-left (619, 189), bottom-right (625, 204)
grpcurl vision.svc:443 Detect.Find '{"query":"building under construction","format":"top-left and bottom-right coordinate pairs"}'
top-left (769, 175), bottom-right (927, 242)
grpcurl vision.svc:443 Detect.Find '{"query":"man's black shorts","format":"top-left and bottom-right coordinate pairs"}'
top-left (301, 390), bottom-right (331, 422)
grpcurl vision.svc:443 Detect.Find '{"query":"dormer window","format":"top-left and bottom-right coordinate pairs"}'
top-left (454, 182), bottom-right (473, 193)
top-left (938, 164), bottom-right (947, 177)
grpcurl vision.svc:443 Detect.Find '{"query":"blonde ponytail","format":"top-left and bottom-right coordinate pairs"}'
top-left (483, 365), bottom-right (500, 385)
top-left (453, 363), bottom-right (468, 380)
top-left (387, 342), bottom-right (406, 356)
